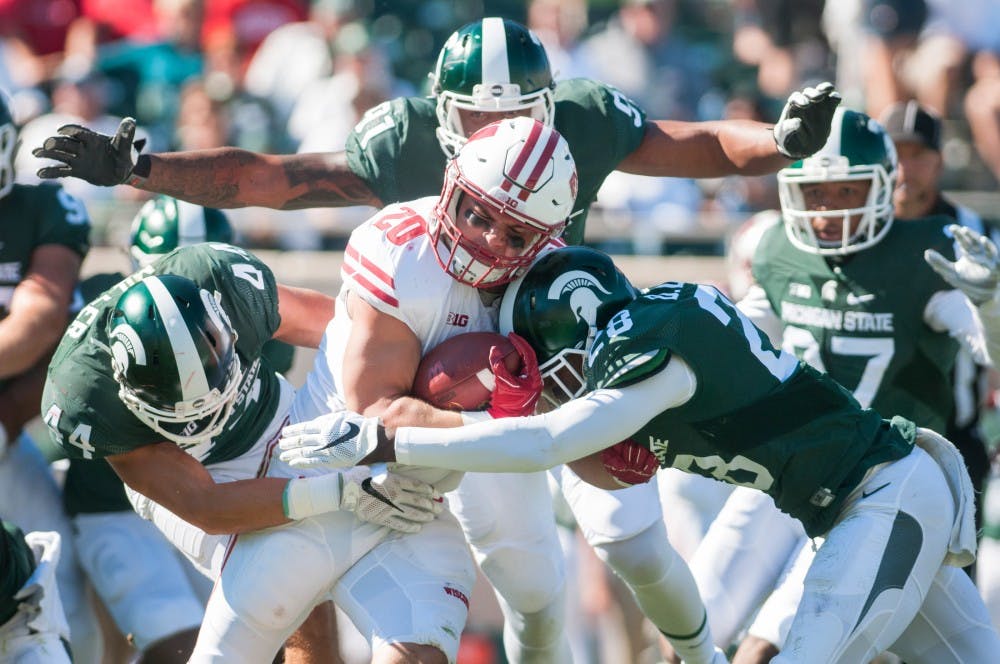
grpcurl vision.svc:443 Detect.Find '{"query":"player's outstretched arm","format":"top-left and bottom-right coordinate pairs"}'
top-left (618, 82), bottom-right (841, 178)
top-left (34, 118), bottom-right (382, 210)
top-left (280, 355), bottom-right (698, 474)
top-left (108, 441), bottom-right (440, 534)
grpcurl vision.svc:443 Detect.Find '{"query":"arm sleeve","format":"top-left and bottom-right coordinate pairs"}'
top-left (395, 356), bottom-right (696, 471)
top-left (736, 284), bottom-right (783, 346)
top-left (924, 289), bottom-right (996, 366)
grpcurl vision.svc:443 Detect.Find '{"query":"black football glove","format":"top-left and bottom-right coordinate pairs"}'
top-left (772, 82), bottom-right (842, 160)
top-left (33, 117), bottom-right (145, 186)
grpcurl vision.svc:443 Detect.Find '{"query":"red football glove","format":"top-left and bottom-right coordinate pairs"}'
top-left (487, 333), bottom-right (542, 418)
top-left (600, 439), bottom-right (659, 487)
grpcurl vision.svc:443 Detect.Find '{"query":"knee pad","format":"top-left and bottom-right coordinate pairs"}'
top-left (592, 521), bottom-right (676, 587)
top-left (480, 545), bottom-right (566, 614)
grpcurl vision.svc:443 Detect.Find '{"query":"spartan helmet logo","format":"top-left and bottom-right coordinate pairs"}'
top-left (547, 269), bottom-right (613, 329)
top-left (109, 323), bottom-right (148, 377)
top-left (821, 280), bottom-right (838, 302)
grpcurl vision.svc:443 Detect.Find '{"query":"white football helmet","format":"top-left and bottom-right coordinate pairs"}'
top-left (778, 108), bottom-right (898, 256)
top-left (430, 116), bottom-right (577, 288)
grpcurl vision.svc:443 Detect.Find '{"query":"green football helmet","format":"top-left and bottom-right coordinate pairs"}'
top-left (129, 196), bottom-right (233, 271)
top-left (0, 92), bottom-right (15, 199)
top-left (431, 17), bottom-right (555, 158)
top-left (107, 274), bottom-right (242, 445)
top-left (778, 107), bottom-right (898, 256)
top-left (499, 246), bottom-right (637, 407)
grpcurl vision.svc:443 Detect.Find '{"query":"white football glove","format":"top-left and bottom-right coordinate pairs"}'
top-left (340, 466), bottom-right (443, 533)
top-left (283, 465), bottom-right (444, 532)
top-left (925, 224), bottom-right (1000, 305)
top-left (773, 82), bottom-right (841, 159)
top-left (279, 410), bottom-right (379, 469)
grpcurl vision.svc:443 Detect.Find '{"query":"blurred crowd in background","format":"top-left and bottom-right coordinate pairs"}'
top-left (4, 2), bottom-right (1000, 663)
top-left (2, 0), bottom-right (998, 255)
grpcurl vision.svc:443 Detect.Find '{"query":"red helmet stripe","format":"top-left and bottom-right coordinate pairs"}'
top-left (500, 119), bottom-right (544, 194)
top-left (517, 128), bottom-right (560, 201)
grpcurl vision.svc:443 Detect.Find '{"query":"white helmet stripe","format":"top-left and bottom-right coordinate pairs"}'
top-left (143, 276), bottom-right (211, 401)
top-left (823, 107), bottom-right (845, 156)
top-left (176, 199), bottom-right (207, 244)
top-left (481, 17), bottom-right (511, 84)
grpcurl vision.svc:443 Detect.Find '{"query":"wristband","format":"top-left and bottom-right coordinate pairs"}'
top-left (125, 154), bottom-right (151, 186)
top-left (282, 474), bottom-right (344, 520)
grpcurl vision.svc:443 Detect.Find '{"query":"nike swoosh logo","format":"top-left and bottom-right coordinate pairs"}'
top-left (318, 422), bottom-right (360, 451)
top-left (361, 477), bottom-right (403, 512)
top-left (846, 293), bottom-right (876, 305)
top-left (862, 482), bottom-right (890, 499)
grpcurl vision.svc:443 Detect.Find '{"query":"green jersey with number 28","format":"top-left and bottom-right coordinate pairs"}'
top-left (586, 281), bottom-right (914, 537)
top-left (42, 244), bottom-right (282, 465)
top-left (346, 78), bottom-right (648, 246)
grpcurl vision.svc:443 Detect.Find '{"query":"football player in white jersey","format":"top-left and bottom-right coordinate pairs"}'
top-left (263, 116), bottom-right (723, 664)
top-left (192, 117), bottom-right (572, 663)
top-left (203, 118), bottom-right (714, 662)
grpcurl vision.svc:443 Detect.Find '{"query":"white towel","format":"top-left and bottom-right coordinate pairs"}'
top-left (15, 531), bottom-right (71, 641)
top-left (914, 428), bottom-right (978, 567)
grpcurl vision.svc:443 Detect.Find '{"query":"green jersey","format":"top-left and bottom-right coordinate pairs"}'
top-left (0, 519), bottom-right (34, 626)
top-left (587, 282), bottom-right (914, 536)
top-left (753, 217), bottom-right (959, 432)
top-left (0, 183), bottom-right (90, 390)
top-left (345, 78), bottom-right (648, 246)
top-left (43, 244), bottom-right (282, 465)
top-left (61, 272), bottom-right (130, 516)
top-left (60, 271), bottom-right (297, 516)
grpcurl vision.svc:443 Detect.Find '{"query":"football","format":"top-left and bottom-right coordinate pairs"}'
top-left (412, 332), bottom-right (522, 411)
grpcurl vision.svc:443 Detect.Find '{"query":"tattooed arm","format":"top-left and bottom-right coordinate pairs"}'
top-left (137, 149), bottom-right (381, 210)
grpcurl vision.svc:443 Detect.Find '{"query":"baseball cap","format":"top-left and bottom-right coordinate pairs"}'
top-left (879, 100), bottom-right (941, 152)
